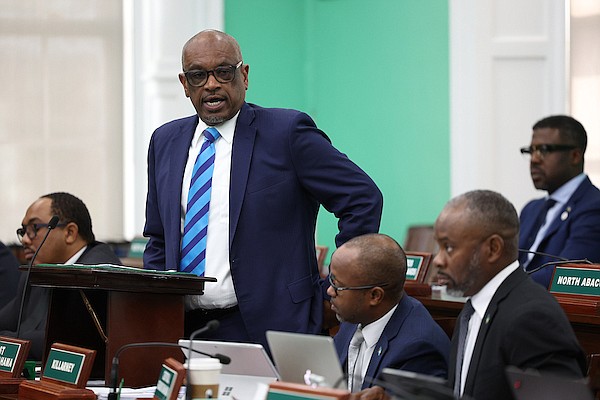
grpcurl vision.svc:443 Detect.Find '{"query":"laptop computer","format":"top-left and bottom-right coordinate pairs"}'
top-left (266, 330), bottom-right (345, 389)
top-left (178, 339), bottom-right (279, 400)
top-left (505, 366), bottom-right (593, 400)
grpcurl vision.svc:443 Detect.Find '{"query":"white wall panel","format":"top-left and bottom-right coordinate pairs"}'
top-left (451, 0), bottom-right (567, 212)
top-left (123, 0), bottom-right (223, 239)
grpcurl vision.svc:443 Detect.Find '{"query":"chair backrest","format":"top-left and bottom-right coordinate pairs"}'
top-left (404, 225), bottom-right (439, 284)
top-left (404, 225), bottom-right (437, 253)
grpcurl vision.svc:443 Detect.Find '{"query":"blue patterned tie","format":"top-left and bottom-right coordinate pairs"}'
top-left (180, 127), bottom-right (220, 275)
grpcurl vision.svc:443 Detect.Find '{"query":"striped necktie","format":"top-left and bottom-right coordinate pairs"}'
top-left (180, 127), bottom-right (220, 275)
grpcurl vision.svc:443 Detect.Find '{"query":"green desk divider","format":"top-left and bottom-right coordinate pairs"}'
top-left (406, 255), bottom-right (425, 281)
top-left (155, 364), bottom-right (177, 400)
top-left (0, 341), bottom-right (21, 374)
top-left (550, 266), bottom-right (600, 296)
top-left (154, 358), bottom-right (185, 400)
top-left (43, 348), bottom-right (86, 385)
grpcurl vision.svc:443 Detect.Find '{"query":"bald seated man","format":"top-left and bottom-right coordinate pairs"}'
top-left (0, 192), bottom-right (122, 360)
top-left (329, 233), bottom-right (449, 393)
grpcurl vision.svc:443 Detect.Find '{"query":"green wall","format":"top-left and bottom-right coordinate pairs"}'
top-left (226, 0), bottom-right (450, 262)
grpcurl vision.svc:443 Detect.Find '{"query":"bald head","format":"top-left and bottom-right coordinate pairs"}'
top-left (342, 233), bottom-right (407, 300)
top-left (182, 29), bottom-right (243, 68)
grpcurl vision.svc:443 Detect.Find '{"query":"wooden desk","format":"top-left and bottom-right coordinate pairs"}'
top-left (28, 265), bottom-right (216, 388)
top-left (415, 295), bottom-right (600, 356)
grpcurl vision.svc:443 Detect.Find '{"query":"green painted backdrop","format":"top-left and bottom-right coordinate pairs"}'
top-left (226, 0), bottom-right (450, 263)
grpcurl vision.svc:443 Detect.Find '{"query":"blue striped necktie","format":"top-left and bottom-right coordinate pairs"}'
top-left (180, 127), bottom-right (220, 275)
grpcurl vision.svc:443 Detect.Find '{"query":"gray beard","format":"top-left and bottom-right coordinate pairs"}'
top-left (202, 115), bottom-right (227, 125)
top-left (447, 250), bottom-right (481, 297)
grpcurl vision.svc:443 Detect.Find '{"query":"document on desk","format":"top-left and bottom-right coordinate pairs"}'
top-left (91, 386), bottom-right (186, 400)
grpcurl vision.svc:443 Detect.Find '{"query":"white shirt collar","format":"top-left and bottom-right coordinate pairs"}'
top-left (548, 173), bottom-right (586, 204)
top-left (361, 304), bottom-right (398, 348)
top-left (64, 245), bottom-right (88, 265)
top-left (469, 260), bottom-right (520, 319)
top-left (192, 110), bottom-right (239, 147)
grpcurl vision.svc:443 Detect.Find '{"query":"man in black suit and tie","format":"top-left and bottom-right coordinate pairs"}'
top-left (433, 190), bottom-right (586, 400)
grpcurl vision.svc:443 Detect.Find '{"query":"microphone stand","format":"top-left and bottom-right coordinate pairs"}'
top-left (16, 215), bottom-right (60, 338)
top-left (527, 258), bottom-right (592, 275)
top-left (185, 320), bottom-right (220, 400)
top-left (108, 320), bottom-right (221, 400)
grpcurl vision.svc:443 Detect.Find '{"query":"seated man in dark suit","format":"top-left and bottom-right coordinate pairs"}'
top-left (0, 192), bottom-right (122, 360)
top-left (519, 115), bottom-right (600, 287)
top-left (0, 241), bottom-right (20, 309)
top-left (356, 190), bottom-right (588, 400)
top-left (329, 233), bottom-right (450, 393)
top-left (435, 190), bottom-right (586, 400)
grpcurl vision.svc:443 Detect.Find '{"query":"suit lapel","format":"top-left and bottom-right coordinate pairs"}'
top-left (463, 269), bottom-right (525, 394)
top-left (541, 177), bottom-right (590, 242)
top-left (361, 298), bottom-right (409, 389)
top-left (229, 103), bottom-right (256, 247)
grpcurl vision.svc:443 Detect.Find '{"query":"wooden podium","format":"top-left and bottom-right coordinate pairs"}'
top-left (27, 264), bottom-right (216, 388)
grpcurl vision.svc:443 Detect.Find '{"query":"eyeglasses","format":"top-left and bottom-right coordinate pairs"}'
top-left (519, 144), bottom-right (576, 160)
top-left (17, 222), bottom-right (66, 241)
top-left (183, 61), bottom-right (243, 87)
top-left (327, 274), bottom-right (388, 295)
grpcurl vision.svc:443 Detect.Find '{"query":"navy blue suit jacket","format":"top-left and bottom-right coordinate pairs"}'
top-left (334, 295), bottom-right (450, 390)
top-left (519, 176), bottom-right (600, 287)
top-left (143, 103), bottom-right (383, 348)
top-left (448, 268), bottom-right (586, 400)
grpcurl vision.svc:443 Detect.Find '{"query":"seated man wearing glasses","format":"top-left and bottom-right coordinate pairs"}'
top-left (518, 115), bottom-right (600, 288)
top-left (329, 233), bottom-right (449, 393)
top-left (0, 192), bottom-right (122, 360)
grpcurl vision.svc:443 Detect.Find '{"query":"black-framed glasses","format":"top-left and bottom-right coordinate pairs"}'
top-left (327, 273), bottom-right (388, 295)
top-left (519, 144), bottom-right (576, 160)
top-left (183, 61), bottom-right (243, 87)
top-left (17, 222), bottom-right (66, 241)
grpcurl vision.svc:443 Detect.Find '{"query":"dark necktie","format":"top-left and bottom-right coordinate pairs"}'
top-left (524, 198), bottom-right (557, 249)
top-left (180, 127), bottom-right (220, 275)
top-left (454, 300), bottom-right (475, 398)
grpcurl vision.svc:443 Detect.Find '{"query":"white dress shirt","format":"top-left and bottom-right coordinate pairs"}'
top-left (458, 260), bottom-right (520, 396)
top-left (352, 304), bottom-right (398, 390)
top-left (181, 113), bottom-right (239, 309)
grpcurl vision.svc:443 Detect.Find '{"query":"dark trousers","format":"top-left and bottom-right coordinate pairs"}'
top-left (184, 306), bottom-right (251, 343)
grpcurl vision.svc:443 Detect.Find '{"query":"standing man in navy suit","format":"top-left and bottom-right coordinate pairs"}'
top-left (519, 115), bottom-right (600, 288)
top-left (143, 30), bottom-right (383, 348)
top-left (329, 234), bottom-right (449, 393)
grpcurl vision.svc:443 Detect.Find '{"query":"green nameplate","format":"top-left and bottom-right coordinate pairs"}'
top-left (550, 266), bottom-right (600, 296)
top-left (128, 237), bottom-right (149, 258)
top-left (43, 348), bottom-right (86, 385)
top-left (154, 363), bottom-right (177, 400)
top-left (0, 341), bottom-right (21, 373)
top-left (405, 255), bottom-right (424, 281)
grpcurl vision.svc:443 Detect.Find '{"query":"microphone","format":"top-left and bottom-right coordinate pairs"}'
top-left (527, 258), bottom-right (592, 276)
top-left (186, 320), bottom-right (220, 400)
top-left (108, 320), bottom-right (223, 400)
top-left (518, 248), bottom-right (568, 262)
top-left (16, 215), bottom-right (60, 338)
